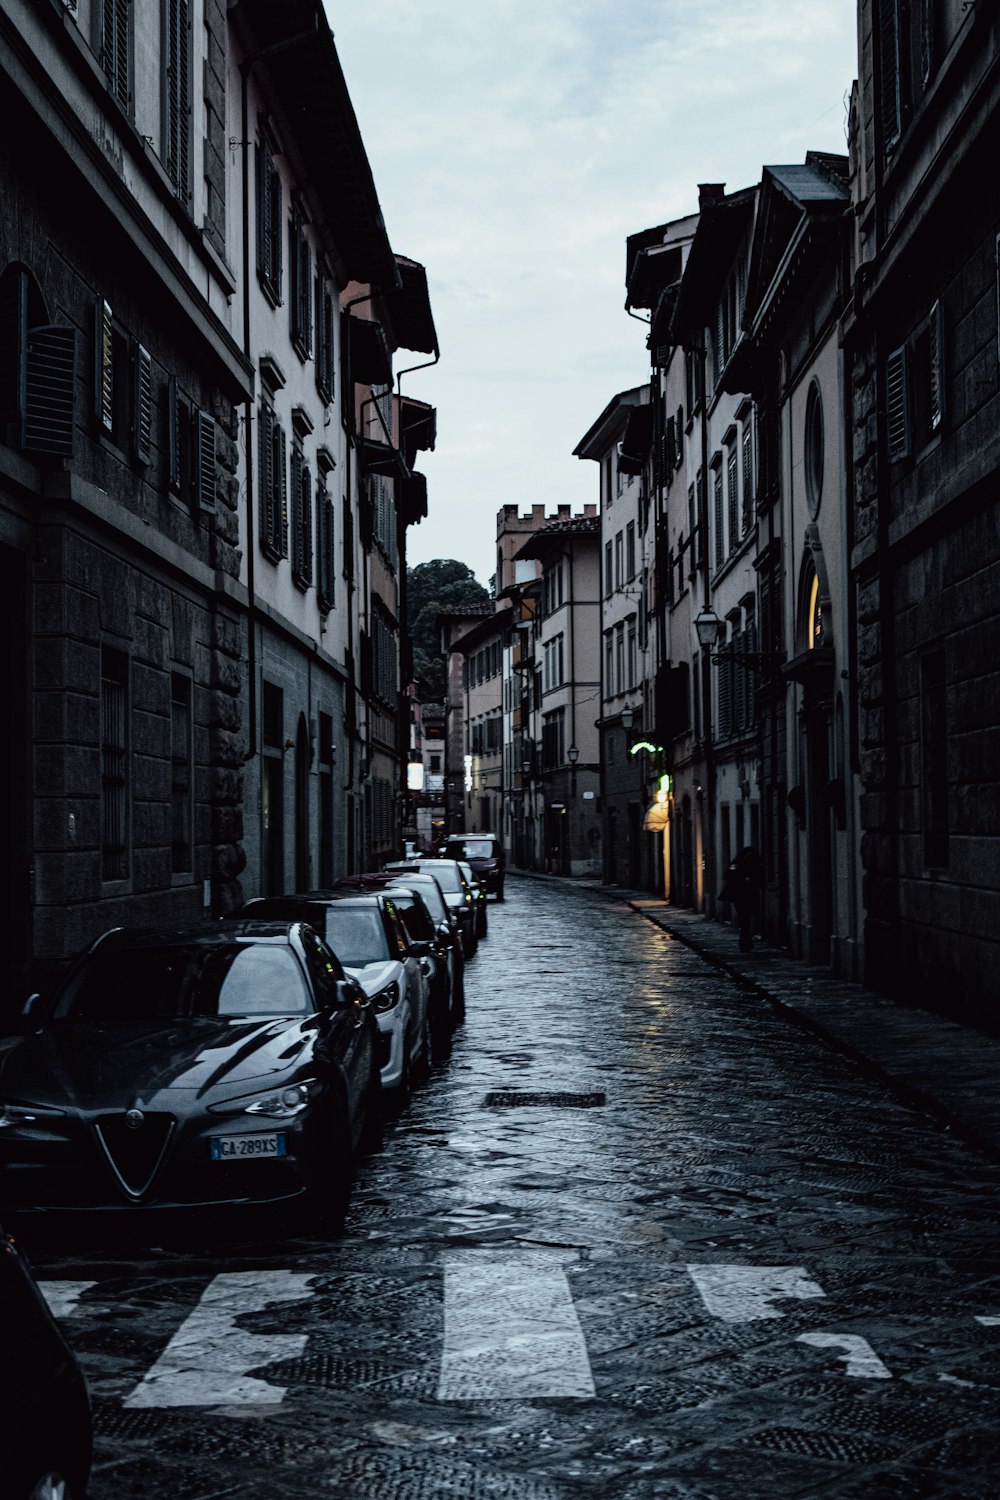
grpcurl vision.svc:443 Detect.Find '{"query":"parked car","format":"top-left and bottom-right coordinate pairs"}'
top-left (0, 921), bottom-right (379, 1223)
top-left (439, 834), bottom-right (506, 900)
top-left (2, 1220), bottom-right (92, 1499)
top-left (457, 859), bottom-right (489, 939)
top-left (245, 892), bottom-right (432, 1101)
top-left (379, 869), bottom-right (466, 1020)
top-left (386, 858), bottom-right (479, 958)
top-left (382, 883), bottom-right (459, 1048)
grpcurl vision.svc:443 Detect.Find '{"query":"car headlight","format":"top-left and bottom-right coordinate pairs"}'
top-left (208, 1079), bottom-right (318, 1118)
top-left (0, 1102), bottom-right (66, 1130)
top-left (373, 980), bottom-right (401, 1013)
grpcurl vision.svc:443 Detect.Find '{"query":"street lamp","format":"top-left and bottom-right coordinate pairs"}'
top-left (620, 704), bottom-right (634, 730)
top-left (693, 604), bottom-right (722, 649)
top-left (567, 743), bottom-right (579, 799)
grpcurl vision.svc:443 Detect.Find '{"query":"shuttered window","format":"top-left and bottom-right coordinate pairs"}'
top-left (317, 480), bottom-right (335, 612)
top-left (96, 299), bottom-right (115, 434)
top-left (258, 402), bottom-right (287, 559)
top-left (102, 0), bottom-right (131, 114)
top-left (879, 0), bottom-right (903, 149)
top-left (727, 448), bottom-right (739, 555)
top-left (741, 421), bottom-right (754, 532)
top-left (255, 131), bottom-right (283, 302)
top-left (290, 446), bottom-right (313, 588)
top-left (132, 344), bottom-right (152, 464)
top-left (713, 465), bottom-right (724, 569)
top-left (23, 326), bottom-right (76, 456)
top-left (315, 272), bottom-right (335, 402)
top-left (885, 344), bottom-right (910, 462)
top-left (195, 409), bottom-right (215, 512)
top-left (164, 0), bottom-right (190, 202)
top-left (289, 208), bottom-right (312, 356)
top-left (927, 300), bottom-right (944, 434)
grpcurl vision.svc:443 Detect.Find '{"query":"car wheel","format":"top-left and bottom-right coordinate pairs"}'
top-left (27, 1472), bottom-right (77, 1500)
top-left (495, 885), bottom-right (504, 902)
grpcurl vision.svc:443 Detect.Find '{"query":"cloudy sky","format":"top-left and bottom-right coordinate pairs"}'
top-left (327, 1), bottom-right (858, 589)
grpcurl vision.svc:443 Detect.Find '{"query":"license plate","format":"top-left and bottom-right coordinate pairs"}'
top-left (210, 1133), bottom-right (286, 1161)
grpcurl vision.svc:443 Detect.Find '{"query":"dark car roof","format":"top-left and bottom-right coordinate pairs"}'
top-left (245, 891), bottom-right (396, 911)
top-left (92, 920), bottom-right (306, 951)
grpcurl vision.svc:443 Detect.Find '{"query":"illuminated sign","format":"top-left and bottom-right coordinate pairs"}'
top-left (407, 761), bottom-right (425, 792)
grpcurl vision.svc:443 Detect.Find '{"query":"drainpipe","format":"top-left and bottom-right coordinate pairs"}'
top-left (239, 58), bottom-right (257, 762)
top-left (698, 334), bottom-right (715, 915)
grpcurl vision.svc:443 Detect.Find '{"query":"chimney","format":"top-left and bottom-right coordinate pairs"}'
top-left (698, 182), bottom-right (726, 208)
top-left (532, 504), bottom-right (545, 520)
top-left (584, 503), bottom-right (597, 517)
top-left (558, 504), bottom-right (570, 517)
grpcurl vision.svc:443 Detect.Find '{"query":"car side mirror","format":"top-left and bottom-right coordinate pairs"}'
top-left (407, 940), bottom-right (432, 958)
top-left (21, 993), bottom-right (43, 1032)
top-left (332, 978), bottom-right (364, 1010)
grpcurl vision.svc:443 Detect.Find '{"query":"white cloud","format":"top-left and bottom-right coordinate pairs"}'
top-left (326, 0), bottom-right (857, 584)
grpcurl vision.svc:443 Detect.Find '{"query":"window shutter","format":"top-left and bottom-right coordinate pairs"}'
top-left (742, 423), bottom-right (754, 530)
top-left (196, 410), bottom-right (215, 511)
top-left (103, 0), bottom-right (131, 112)
top-left (132, 344), bottom-right (152, 463)
top-left (301, 241), bottom-right (312, 355)
top-left (0, 270), bottom-right (29, 446)
top-left (278, 423), bottom-right (288, 555)
top-left (272, 175), bottom-right (283, 300)
top-left (290, 445), bottom-right (303, 575)
top-left (255, 144), bottom-right (267, 280)
top-left (879, 0), bottom-right (902, 148)
top-left (165, 0), bottom-right (190, 200)
top-left (928, 300), bottom-right (944, 433)
top-left (713, 467), bottom-right (724, 569)
top-left (23, 325), bottom-right (76, 456)
top-left (166, 376), bottom-right (180, 492)
top-left (920, 0), bottom-right (935, 84)
top-left (885, 344), bottom-right (911, 461)
top-left (258, 403), bottom-right (272, 546)
top-left (96, 299), bottom-right (114, 433)
top-left (301, 464), bottom-right (312, 583)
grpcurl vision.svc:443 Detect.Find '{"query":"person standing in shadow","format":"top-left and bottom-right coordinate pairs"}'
top-left (720, 846), bottom-right (764, 953)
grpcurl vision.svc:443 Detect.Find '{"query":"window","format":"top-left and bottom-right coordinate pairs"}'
top-left (542, 561), bottom-right (563, 617)
top-left (315, 269), bottom-right (335, 402)
top-left (289, 205), bottom-right (312, 357)
top-left (165, 378), bottom-right (215, 513)
top-left (805, 380), bottom-right (824, 518)
top-left (102, 0), bottom-right (131, 113)
top-left (879, 0), bottom-right (938, 152)
top-left (101, 648), bottom-right (128, 881)
top-left (543, 634), bottom-right (564, 692)
top-left (921, 650), bottom-right (948, 867)
top-left (163, 0), bottom-right (190, 202)
top-left (742, 419), bottom-right (754, 532)
top-left (604, 540), bottom-right (613, 598)
top-left (615, 622), bottom-right (625, 696)
top-left (170, 673), bottom-right (192, 874)
top-left (615, 532), bottom-right (623, 591)
top-left (626, 617), bottom-right (637, 689)
top-left (727, 447), bottom-right (739, 553)
top-left (290, 445), bottom-right (312, 589)
top-left (258, 400), bottom-right (287, 558)
top-left (541, 707), bottom-right (565, 769)
top-left (604, 630), bottom-right (614, 699)
top-left (255, 127), bottom-right (283, 303)
top-left (0, 268), bottom-right (75, 457)
top-left (886, 301), bottom-right (944, 462)
top-left (713, 463), bottom-right (724, 569)
top-left (317, 475), bottom-right (335, 612)
top-left (625, 522), bottom-right (636, 581)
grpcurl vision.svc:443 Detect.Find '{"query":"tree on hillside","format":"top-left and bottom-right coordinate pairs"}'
top-left (407, 559), bottom-right (490, 701)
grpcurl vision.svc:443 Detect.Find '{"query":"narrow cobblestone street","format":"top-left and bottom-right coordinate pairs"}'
top-left (28, 878), bottom-right (1000, 1498)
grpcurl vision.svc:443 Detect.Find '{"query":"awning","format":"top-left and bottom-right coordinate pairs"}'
top-left (397, 469), bottom-right (428, 525)
top-left (399, 397), bottom-right (437, 467)
top-left (617, 405), bottom-right (653, 476)
top-left (349, 315), bottom-right (392, 387)
top-left (384, 257), bottom-right (438, 355)
top-left (360, 436), bottom-right (408, 479)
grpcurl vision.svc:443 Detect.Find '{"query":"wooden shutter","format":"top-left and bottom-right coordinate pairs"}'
top-left (196, 410), bottom-right (215, 511)
top-left (255, 143), bottom-right (267, 280)
top-left (885, 344), bottom-right (911, 461)
top-left (96, 299), bottom-right (114, 433)
top-left (165, 0), bottom-right (190, 199)
top-left (258, 402), bottom-right (273, 547)
top-left (928, 300), bottom-right (944, 433)
top-left (103, 0), bottom-right (131, 112)
top-left (24, 326), bottom-right (76, 456)
top-left (132, 344), bottom-right (152, 463)
top-left (301, 464), bottom-right (313, 583)
top-left (278, 423), bottom-right (288, 556)
top-left (879, 0), bottom-right (902, 148)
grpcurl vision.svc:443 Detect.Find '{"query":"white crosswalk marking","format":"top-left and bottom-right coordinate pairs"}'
top-left (437, 1252), bottom-right (595, 1400)
top-left (123, 1270), bottom-right (313, 1408)
top-left (39, 1280), bottom-right (97, 1318)
top-left (797, 1331), bottom-right (892, 1378)
top-left (686, 1264), bottom-right (826, 1322)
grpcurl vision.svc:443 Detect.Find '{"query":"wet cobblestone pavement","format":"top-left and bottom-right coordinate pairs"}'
top-left (27, 877), bottom-right (1000, 1498)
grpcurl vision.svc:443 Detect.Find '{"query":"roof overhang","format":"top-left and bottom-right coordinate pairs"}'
top-left (671, 187), bottom-right (756, 342)
top-left (573, 386), bottom-right (645, 460)
top-left (617, 405), bottom-right (654, 475)
top-left (627, 242), bottom-right (685, 312)
top-left (397, 469), bottom-right (428, 526)
top-left (399, 397), bottom-right (437, 466)
top-left (236, 0), bottom-right (398, 289)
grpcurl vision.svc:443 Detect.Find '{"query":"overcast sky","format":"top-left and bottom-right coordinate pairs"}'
top-left (327, 1), bottom-right (858, 589)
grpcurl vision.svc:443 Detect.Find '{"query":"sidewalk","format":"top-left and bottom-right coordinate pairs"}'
top-left (513, 869), bottom-right (1000, 1164)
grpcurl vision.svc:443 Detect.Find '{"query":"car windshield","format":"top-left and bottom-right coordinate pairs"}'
top-left (324, 908), bottom-right (389, 966)
top-left (393, 898), bottom-right (433, 943)
top-left (51, 944), bottom-right (312, 1022)
top-left (448, 839), bottom-right (495, 859)
top-left (390, 878), bottom-right (446, 923)
top-left (424, 863), bottom-right (463, 894)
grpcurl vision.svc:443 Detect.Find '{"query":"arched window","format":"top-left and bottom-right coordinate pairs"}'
top-left (0, 264), bottom-right (76, 456)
